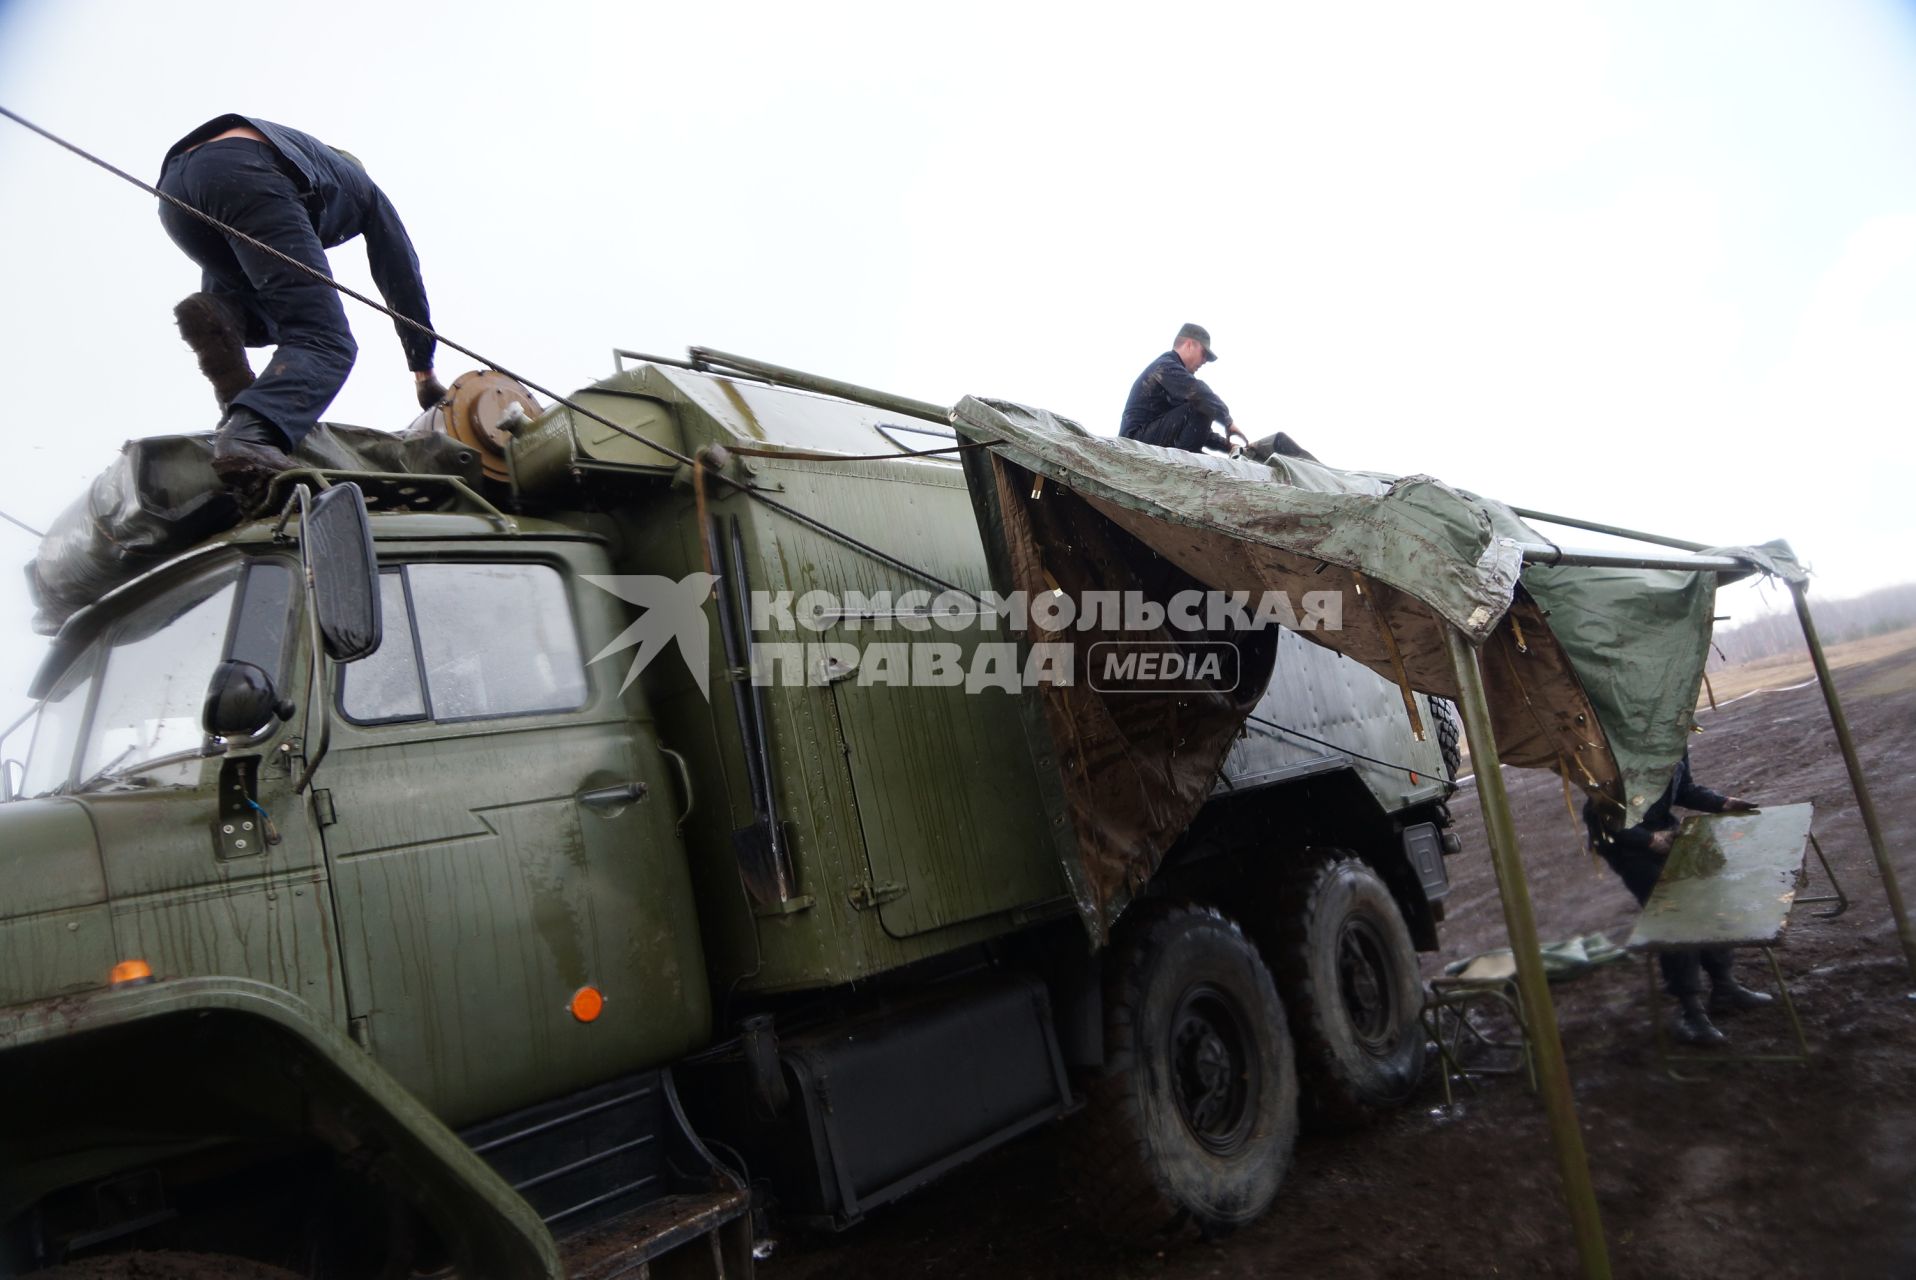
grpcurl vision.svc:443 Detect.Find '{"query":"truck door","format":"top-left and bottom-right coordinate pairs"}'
top-left (819, 607), bottom-right (1065, 937)
top-left (315, 545), bottom-right (710, 1126)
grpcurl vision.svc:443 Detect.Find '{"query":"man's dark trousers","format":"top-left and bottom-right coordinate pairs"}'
top-left (157, 138), bottom-right (356, 449)
top-left (1123, 403), bottom-right (1220, 453)
top-left (1598, 843), bottom-right (1732, 996)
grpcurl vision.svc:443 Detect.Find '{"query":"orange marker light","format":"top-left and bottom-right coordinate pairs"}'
top-left (109, 959), bottom-right (154, 988)
top-left (569, 986), bottom-right (605, 1024)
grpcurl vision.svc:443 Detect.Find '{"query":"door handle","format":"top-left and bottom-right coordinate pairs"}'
top-left (579, 781), bottom-right (649, 810)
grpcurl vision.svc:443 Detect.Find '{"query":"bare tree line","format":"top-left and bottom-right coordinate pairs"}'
top-left (1709, 581), bottom-right (1916, 669)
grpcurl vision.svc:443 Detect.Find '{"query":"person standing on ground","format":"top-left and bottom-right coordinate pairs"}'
top-left (1585, 749), bottom-right (1773, 1046)
top-left (1118, 323), bottom-right (1249, 454)
top-left (157, 114), bottom-right (445, 486)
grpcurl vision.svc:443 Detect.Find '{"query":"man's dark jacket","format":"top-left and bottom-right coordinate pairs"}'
top-left (162, 114), bottom-right (434, 371)
top-left (1585, 750), bottom-right (1729, 854)
top-left (1119, 351), bottom-right (1233, 452)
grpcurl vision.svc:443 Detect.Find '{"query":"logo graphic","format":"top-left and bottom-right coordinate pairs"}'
top-left (1086, 641), bottom-right (1241, 693)
top-left (581, 573), bottom-right (721, 697)
top-left (582, 577), bottom-right (1341, 699)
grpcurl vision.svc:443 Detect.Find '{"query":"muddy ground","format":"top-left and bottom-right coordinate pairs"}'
top-left (769, 638), bottom-right (1916, 1279)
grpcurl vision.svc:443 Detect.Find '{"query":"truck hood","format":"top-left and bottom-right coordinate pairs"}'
top-left (0, 797), bottom-right (107, 917)
top-left (0, 797), bottom-right (114, 1006)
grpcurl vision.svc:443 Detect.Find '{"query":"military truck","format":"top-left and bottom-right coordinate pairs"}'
top-left (0, 352), bottom-right (1463, 1277)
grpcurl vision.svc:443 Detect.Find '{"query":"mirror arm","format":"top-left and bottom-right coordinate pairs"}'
top-left (220, 718), bottom-right (286, 753)
top-left (270, 484), bottom-right (307, 543)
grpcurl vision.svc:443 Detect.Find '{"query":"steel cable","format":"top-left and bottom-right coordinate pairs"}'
top-left (0, 104), bottom-right (984, 594)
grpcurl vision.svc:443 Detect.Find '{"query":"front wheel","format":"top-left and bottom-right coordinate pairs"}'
top-left (1063, 904), bottom-right (1298, 1245)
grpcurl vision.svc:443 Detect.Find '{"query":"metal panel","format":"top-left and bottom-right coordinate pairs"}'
top-left (1225, 629), bottom-right (1448, 803)
top-left (823, 614), bottom-right (1064, 937)
top-left (88, 771), bottom-right (346, 1027)
top-left (785, 978), bottom-right (1072, 1220)
top-left (745, 463), bottom-right (1063, 938)
top-left (1626, 804), bottom-right (1816, 951)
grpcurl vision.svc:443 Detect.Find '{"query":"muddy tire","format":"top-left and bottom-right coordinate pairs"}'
top-left (1062, 903), bottom-right (1298, 1246)
top-left (1269, 855), bottom-right (1427, 1130)
top-left (1431, 696), bottom-right (1463, 780)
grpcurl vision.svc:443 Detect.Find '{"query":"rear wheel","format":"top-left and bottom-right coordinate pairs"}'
top-left (1269, 855), bottom-right (1427, 1129)
top-left (1063, 904), bottom-right (1298, 1245)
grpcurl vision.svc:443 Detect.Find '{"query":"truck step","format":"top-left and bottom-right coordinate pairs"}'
top-left (558, 1187), bottom-right (754, 1280)
top-left (462, 1069), bottom-right (706, 1234)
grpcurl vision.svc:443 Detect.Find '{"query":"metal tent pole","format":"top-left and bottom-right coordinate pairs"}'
top-left (688, 346), bottom-right (953, 425)
top-left (1508, 507), bottom-right (1711, 553)
top-left (1517, 545), bottom-right (1750, 574)
top-left (1789, 580), bottom-right (1916, 986)
top-left (1444, 625), bottom-right (1612, 1280)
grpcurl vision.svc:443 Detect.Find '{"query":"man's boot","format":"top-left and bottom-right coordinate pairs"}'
top-left (1710, 977), bottom-right (1775, 1014)
top-left (1671, 994), bottom-right (1728, 1047)
top-left (211, 406), bottom-right (297, 491)
top-left (175, 293), bottom-right (255, 410)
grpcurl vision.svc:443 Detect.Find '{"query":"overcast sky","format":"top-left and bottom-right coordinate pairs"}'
top-left (3, 0), bottom-right (1915, 739)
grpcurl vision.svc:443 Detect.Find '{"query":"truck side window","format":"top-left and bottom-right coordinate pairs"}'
top-left (341, 573), bottom-right (426, 723)
top-left (228, 561), bottom-right (296, 692)
top-left (339, 563), bottom-right (588, 724)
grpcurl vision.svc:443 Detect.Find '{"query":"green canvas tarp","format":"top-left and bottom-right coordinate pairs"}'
top-left (27, 426), bottom-right (479, 634)
top-left (952, 396), bottom-right (1804, 935)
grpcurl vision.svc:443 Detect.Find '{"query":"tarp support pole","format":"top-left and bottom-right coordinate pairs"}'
top-left (1444, 625), bottom-right (1612, 1280)
top-left (1508, 507), bottom-right (1711, 553)
top-left (1790, 580), bottom-right (1916, 985)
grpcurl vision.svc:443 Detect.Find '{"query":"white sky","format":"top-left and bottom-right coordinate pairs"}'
top-left (3, 0), bottom-right (1915, 739)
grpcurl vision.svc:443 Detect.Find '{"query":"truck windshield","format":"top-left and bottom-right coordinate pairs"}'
top-left (20, 561), bottom-right (287, 796)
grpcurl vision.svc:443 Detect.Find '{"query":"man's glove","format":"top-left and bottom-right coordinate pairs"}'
top-left (416, 374), bottom-right (448, 410)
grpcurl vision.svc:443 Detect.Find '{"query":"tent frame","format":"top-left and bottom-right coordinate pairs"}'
top-left (1446, 512), bottom-right (1914, 1280)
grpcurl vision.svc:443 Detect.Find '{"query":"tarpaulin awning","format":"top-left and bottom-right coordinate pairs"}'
top-left (952, 396), bottom-right (1803, 937)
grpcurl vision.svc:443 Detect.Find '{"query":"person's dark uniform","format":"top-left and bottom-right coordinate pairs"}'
top-left (1585, 749), bottom-right (1771, 1044)
top-left (1119, 325), bottom-right (1234, 452)
top-left (156, 114), bottom-right (439, 478)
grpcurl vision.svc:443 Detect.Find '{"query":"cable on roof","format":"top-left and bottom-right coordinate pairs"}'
top-left (0, 507), bottom-right (45, 539)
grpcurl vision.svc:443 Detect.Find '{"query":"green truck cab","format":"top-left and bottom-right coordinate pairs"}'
top-left (0, 357), bottom-right (1463, 1276)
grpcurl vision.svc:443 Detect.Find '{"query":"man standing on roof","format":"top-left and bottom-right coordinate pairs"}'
top-left (157, 115), bottom-right (446, 486)
top-left (1119, 324), bottom-right (1250, 454)
top-left (1585, 749), bottom-right (1772, 1047)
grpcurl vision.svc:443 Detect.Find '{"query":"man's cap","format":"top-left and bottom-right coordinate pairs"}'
top-left (1176, 322), bottom-right (1218, 363)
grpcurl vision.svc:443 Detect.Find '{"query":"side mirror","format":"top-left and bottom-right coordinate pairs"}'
top-left (308, 483), bottom-right (382, 662)
top-left (203, 660), bottom-right (296, 739)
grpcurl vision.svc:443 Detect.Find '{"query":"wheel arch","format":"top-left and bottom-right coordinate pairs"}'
top-left (1159, 767), bottom-right (1452, 952)
top-left (0, 977), bottom-right (560, 1279)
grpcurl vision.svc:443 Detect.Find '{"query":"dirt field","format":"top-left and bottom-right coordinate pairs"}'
top-left (767, 635), bottom-right (1916, 1279)
top-left (1700, 623), bottom-right (1916, 706)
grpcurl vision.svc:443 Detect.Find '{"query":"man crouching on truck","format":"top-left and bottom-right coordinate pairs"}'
top-left (1119, 323), bottom-right (1250, 454)
top-left (157, 114), bottom-right (445, 487)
